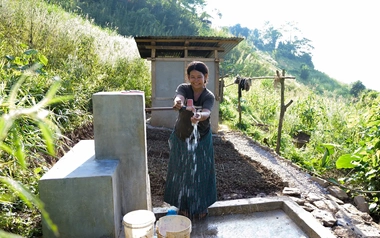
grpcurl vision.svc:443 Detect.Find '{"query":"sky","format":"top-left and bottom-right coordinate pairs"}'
top-left (204, 0), bottom-right (380, 91)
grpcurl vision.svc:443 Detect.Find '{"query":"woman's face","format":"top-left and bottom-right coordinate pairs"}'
top-left (188, 70), bottom-right (207, 91)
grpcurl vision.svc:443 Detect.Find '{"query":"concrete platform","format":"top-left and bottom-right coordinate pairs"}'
top-left (151, 197), bottom-right (335, 238)
top-left (191, 210), bottom-right (307, 237)
top-left (40, 140), bottom-right (122, 238)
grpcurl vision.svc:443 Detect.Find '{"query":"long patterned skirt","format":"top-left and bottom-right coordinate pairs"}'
top-left (163, 129), bottom-right (217, 217)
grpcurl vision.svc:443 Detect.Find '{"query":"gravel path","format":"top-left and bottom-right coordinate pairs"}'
top-left (220, 130), bottom-right (328, 196)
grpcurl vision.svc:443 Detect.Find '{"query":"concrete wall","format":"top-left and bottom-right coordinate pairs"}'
top-left (39, 92), bottom-right (152, 238)
top-left (93, 91), bottom-right (151, 214)
top-left (150, 60), bottom-right (184, 129)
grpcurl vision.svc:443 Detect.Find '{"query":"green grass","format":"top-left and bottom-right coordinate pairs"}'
top-left (219, 76), bottom-right (376, 176)
top-left (1, 0), bottom-right (151, 236)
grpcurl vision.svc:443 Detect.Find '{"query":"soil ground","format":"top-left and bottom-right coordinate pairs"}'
top-left (58, 123), bottom-right (285, 207)
top-left (146, 127), bottom-right (285, 207)
top-left (58, 122), bottom-right (380, 235)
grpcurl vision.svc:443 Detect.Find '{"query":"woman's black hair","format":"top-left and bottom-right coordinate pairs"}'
top-left (186, 61), bottom-right (209, 77)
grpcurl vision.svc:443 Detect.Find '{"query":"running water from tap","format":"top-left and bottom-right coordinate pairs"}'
top-left (185, 99), bottom-right (200, 152)
top-left (186, 122), bottom-right (199, 151)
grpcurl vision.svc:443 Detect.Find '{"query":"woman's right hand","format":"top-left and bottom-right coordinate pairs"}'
top-left (173, 99), bottom-right (182, 110)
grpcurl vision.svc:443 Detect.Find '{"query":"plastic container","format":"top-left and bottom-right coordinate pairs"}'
top-left (186, 99), bottom-right (193, 107)
top-left (123, 210), bottom-right (156, 238)
top-left (156, 215), bottom-right (191, 238)
top-left (166, 206), bottom-right (178, 216)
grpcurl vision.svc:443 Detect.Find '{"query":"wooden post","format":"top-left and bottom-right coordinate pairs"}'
top-left (275, 69), bottom-right (293, 154)
top-left (223, 73), bottom-right (295, 150)
top-left (238, 83), bottom-right (242, 125)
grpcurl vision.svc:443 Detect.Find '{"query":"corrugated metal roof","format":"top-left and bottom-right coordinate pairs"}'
top-left (134, 36), bottom-right (244, 59)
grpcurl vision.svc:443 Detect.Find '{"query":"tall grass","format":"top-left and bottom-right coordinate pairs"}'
top-left (2, 0), bottom-right (151, 130)
top-left (220, 75), bottom-right (373, 173)
top-left (1, 0), bottom-right (151, 236)
top-left (219, 74), bottom-right (380, 215)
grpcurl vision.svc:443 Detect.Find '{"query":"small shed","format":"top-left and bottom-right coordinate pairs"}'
top-left (134, 36), bottom-right (243, 133)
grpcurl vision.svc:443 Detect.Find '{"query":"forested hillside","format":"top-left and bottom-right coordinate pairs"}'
top-left (45, 0), bottom-right (366, 97)
top-left (45, 0), bottom-right (212, 36)
top-left (1, 0), bottom-right (379, 237)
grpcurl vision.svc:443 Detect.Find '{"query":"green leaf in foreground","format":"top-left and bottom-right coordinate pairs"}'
top-left (39, 54), bottom-right (48, 66)
top-left (38, 121), bottom-right (55, 156)
top-left (0, 230), bottom-right (23, 238)
top-left (0, 176), bottom-right (59, 236)
top-left (336, 154), bottom-right (361, 169)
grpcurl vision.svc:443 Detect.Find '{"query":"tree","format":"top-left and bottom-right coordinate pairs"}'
top-left (229, 24), bottom-right (250, 38)
top-left (299, 53), bottom-right (314, 69)
top-left (45, 0), bottom-right (210, 36)
top-left (261, 22), bottom-right (282, 52)
top-left (276, 41), bottom-right (296, 59)
top-left (250, 28), bottom-right (265, 51)
top-left (350, 80), bottom-right (366, 97)
top-left (300, 64), bottom-right (310, 81)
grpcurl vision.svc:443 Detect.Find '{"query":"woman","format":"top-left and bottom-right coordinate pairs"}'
top-left (164, 61), bottom-right (216, 219)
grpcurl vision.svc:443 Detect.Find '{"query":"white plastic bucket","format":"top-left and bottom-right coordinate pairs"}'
top-left (123, 210), bottom-right (156, 238)
top-left (156, 215), bottom-right (192, 238)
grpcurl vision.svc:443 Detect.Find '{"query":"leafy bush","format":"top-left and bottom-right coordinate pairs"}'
top-left (1, 0), bottom-right (151, 235)
top-left (335, 95), bottom-right (380, 216)
top-left (1, 59), bottom-right (63, 236)
top-left (219, 71), bottom-right (380, 209)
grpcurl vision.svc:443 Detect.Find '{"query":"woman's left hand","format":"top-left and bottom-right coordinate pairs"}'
top-left (191, 112), bottom-right (201, 124)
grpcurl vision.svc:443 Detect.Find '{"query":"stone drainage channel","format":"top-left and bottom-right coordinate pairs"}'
top-left (119, 197), bottom-right (336, 238)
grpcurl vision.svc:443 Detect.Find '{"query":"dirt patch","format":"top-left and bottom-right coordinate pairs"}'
top-left (146, 127), bottom-right (285, 207)
top-left (55, 124), bottom-right (285, 207)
